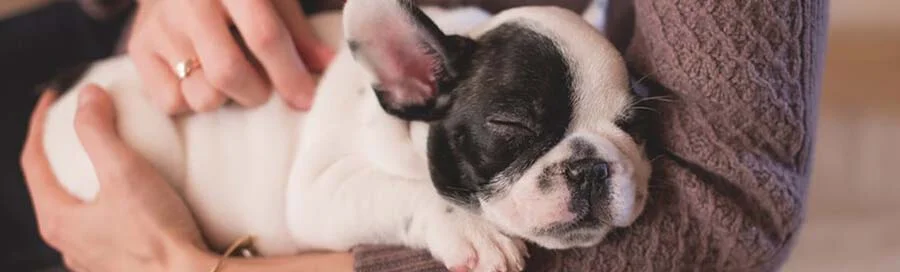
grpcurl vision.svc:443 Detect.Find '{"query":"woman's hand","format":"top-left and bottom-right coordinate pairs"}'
top-left (128, 0), bottom-right (335, 114)
top-left (21, 86), bottom-right (208, 271)
top-left (22, 86), bottom-right (355, 271)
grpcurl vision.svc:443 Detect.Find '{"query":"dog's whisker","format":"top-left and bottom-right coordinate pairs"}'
top-left (639, 96), bottom-right (676, 103)
top-left (630, 107), bottom-right (660, 115)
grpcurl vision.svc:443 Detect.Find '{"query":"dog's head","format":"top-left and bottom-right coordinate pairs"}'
top-left (344, 0), bottom-right (651, 249)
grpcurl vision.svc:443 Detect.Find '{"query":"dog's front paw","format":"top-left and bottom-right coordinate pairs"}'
top-left (425, 211), bottom-right (528, 272)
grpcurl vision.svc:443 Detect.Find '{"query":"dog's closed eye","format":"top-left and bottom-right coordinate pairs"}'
top-left (486, 116), bottom-right (537, 136)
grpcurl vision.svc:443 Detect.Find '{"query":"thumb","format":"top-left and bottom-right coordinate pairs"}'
top-left (74, 84), bottom-right (136, 174)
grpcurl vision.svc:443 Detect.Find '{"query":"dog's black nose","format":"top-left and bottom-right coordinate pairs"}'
top-left (565, 159), bottom-right (610, 218)
top-left (565, 159), bottom-right (610, 213)
top-left (565, 159), bottom-right (610, 187)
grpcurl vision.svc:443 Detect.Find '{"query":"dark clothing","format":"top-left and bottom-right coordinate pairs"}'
top-left (0, 2), bottom-right (133, 270)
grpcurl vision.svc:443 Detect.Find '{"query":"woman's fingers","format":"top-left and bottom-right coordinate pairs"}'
top-left (156, 11), bottom-right (228, 112)
top-left (129, 0), bottom-right (337, 113)
top-left (183, 0), bottom-right (270, 108)
top-left (223, 0), bottom-right (316, 109)
top-left (20, 91), bottom-right (82, 248)
top-left (128, 10), bottom-right (190, 115)
top-left (274, 0), bottom-right (335, 73)
top-left (181, 69), bottom-right (229, 112)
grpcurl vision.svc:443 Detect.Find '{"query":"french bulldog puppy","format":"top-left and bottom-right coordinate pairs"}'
top-left (42, 1), bottom-right (650, 271)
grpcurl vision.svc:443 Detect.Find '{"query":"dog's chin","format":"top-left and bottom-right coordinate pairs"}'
top-left (524, 225), bottom-right (612, 250)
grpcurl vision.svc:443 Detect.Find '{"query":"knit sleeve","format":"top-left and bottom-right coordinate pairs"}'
top-left (352, 0), bottom-right (827, 271)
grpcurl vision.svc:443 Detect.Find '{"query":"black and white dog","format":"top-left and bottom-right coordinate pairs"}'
top-left (42, 1), bottom-right (650, 271)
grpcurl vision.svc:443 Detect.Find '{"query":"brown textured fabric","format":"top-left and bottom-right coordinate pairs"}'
top-left (353, 0), bottom-right (827, 271)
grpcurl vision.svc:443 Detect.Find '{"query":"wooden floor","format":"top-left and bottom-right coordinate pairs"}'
top-left (3, 0), bottom-right (900, 271)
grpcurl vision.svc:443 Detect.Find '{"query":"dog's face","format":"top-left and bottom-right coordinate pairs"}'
top-left (344, 1), bottom-right (651, 249)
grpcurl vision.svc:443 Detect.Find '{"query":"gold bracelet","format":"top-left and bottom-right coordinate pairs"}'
top-left (208, 235), bottom-right (256, 272)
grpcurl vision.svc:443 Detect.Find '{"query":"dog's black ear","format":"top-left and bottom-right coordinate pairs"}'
top-left (344, 0), bottom-right (475, 121)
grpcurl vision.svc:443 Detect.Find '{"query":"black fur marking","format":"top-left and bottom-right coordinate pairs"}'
top-left (445, 206), bottom-right (455, 214)
top-left (569, 138), bottom-right (597, 158)
top-left (537, 164), bottom-right (562, 194)
top-left (399, 0), bottom-right (448, 44)
top-left (428, 22), bottom-right (575, 209)
top-left (347, 40), bottom-right (361, 52)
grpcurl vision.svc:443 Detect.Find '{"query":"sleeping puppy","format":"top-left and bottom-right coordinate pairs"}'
top-left (41, 0), bottom-right (651, 271)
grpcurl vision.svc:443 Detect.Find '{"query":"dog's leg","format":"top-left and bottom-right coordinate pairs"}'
top-left (285, 160), bottom-right (526, 272)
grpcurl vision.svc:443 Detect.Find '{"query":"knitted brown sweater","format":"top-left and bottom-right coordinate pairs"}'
top-left (75, 0), bottom-right (826, 271)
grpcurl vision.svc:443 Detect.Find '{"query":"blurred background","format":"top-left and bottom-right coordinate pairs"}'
top-left (781, 0), bottom-right (900, 271)
top-left (2, 0), bottom-right (899, 271)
